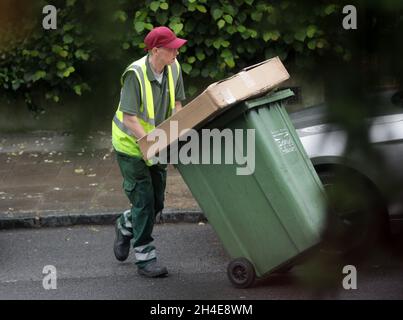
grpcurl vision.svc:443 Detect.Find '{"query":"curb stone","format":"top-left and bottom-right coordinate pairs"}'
top-left (0, 209), bottom-right (206, 229)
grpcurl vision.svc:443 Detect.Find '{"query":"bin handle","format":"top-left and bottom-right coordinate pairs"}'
top-left (243, 89), bottom-right (295, 111)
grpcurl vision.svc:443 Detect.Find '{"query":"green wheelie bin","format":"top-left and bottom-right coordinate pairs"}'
top-left (175, 89), bottom-right (327, 288)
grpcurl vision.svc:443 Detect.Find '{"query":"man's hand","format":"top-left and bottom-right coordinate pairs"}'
top-left (175, 101), bottom-right (183, 112)
top-left (123, 113), bottom-right (147, 140)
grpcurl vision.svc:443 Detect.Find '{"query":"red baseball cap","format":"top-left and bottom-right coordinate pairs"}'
top-left (144, 26), bottom-right (187, 50)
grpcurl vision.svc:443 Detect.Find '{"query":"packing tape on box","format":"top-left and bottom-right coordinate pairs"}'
top-left (221, 88), bottom-right (236, 104)
top-left (239, 71), bottom-right (256, 89)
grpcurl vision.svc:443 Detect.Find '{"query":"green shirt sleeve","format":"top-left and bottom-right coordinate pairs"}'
top-left (118, 71), bottom-right (141, 115)
top-left (175, 67), bottom-right (186, 101)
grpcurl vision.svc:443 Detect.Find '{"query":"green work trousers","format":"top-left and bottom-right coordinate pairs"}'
top-left (115, 151), bottom-right (167, 267)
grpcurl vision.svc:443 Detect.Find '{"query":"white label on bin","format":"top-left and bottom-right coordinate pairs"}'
top-left (220, 88), bottom-right (237, 104)
top-left (239, 71), bottom-right (256, 89)
top-left (272, 128), bottom-right (296, 154)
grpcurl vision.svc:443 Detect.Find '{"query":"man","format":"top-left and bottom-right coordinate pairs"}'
top-left (112, 26), bottom-right (187, 277)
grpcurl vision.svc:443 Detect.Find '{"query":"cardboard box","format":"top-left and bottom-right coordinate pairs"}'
top-left (138, 56), bottom-right (290, 160)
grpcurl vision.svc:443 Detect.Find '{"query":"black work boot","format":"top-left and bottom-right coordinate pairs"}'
top-left (113, 222), bottom-right (131, 262)
top-left (137, 260), bottom-right (168, 278)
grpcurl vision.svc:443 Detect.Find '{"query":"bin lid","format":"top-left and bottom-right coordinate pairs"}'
top-left (203, 88), bottom-right (295, 130)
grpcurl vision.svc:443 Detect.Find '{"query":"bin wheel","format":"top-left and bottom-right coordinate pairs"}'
top-left (227, 258), bottom-right (256, 288)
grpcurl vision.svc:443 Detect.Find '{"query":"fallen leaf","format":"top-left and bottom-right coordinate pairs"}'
top-left (74, 168), bottom-right (84, 174)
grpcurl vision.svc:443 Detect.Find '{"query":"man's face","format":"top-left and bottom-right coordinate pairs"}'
top-left (155, 47), bottom-right (179, 65)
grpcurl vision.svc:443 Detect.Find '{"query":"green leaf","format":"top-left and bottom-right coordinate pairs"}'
top-left (294, 30), bottom-right (306, 42)
top-left (66, 0), bottom-right (76, 6)
top-left (181, 63), bottom-right (192, 75)
top-left (213, 39), bottom-right (221, 49)
top-left (226, 25), bottom-right (237, 34)
top-left (73, 85), bottom-right (82, 95)
top-left (220, 49), bottom-right (232, 59)
top-left (150, 1), bottom-right (160, 12)
top-left (57, 61), bottom-right (66, 70)
top-left (171, 23), bottom-right (183, 34)
top-left (134, 21), bottom-right (145, 33)
top-left (217, 19), bottom-right (225, 29)
top-left (306, 25), bottom-right (317, 38)
top-left (12, 80), bottom-right (20, 90)
top-left (122, 42), bottom-right (130, 50)
top-left (324, 4), bottom-right (337, 15)
top-left (196, 50), bottom-right (206, 61)
top-left (63, 66), bottom-right (75, 78)
top-left (249, 29), bottom-right (258, 38)
top-left (144, 23), bottom-right (154, 31)
top-left (59, 50), bottom-right (69, 58)
top-left (33, 70), bottom-right (46, 81)
top-left (75, 49), bottom-right (89, 60)
top-left (63, 24), bottom-right (74, 32)
top-left (307, 40), bottom-right (316, 50)
top-left (223, 4), bottom-right (236, 16)
top-left (221, 40), bottom-right (230, 47)
top-left (52, 45), bottom-right (63, 54)
top-left (187, 56), bottom-right (196, 64)
top-left (212, 8), bottom-right (223, 20)
top-left (63, 35), bottom-right (74, 44)
top-left (53, 95), bottom-right (59, 103)
top-left (113, 10), bottom-right (127, 22)
top-left (244, 0), bottom-right (254, 5)
top-left (271, 30), bottom-right (280, 41)
top-left (237, 25), bottom-right (246, 33)
top-left (196, 5), bottom-right (207, 13)
top-left (224, 57), bottom-right (235, 68)
top-left (251, 11), bottom-right (262, 22)
top-left (223, 15), bottom-right (233, 24)
top-left (160, 2), bottom-right (169, 10)
top-left (263, 32), bottom-right (271, 42)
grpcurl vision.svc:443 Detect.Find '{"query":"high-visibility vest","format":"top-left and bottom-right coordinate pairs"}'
top-left (112, 55), bottom-right (180, 158)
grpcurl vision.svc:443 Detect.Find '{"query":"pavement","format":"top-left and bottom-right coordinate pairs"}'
top-left (2, 224), bottom-right (403, 299)
top-left (0, 131), bottom-right (203, 229)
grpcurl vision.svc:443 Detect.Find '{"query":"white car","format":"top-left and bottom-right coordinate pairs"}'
top-left (290, 89), bottom-right (403, 249)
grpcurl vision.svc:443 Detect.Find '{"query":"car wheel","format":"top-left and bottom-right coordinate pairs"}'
top-left (318, 169), bottom-right (389, 257)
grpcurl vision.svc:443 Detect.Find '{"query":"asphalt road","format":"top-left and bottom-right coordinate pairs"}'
top-left (0, 223), bottom-right (403, 300)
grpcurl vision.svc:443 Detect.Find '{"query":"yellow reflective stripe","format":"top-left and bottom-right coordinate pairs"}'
top-left (167, 65), bottom-right (175, 112)
top-left (132, 68), bottom-right (145, 114)
top-left (113, 115), bottom-right (134, 137)
top-left (141, 63), bottom-right (155, 121)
